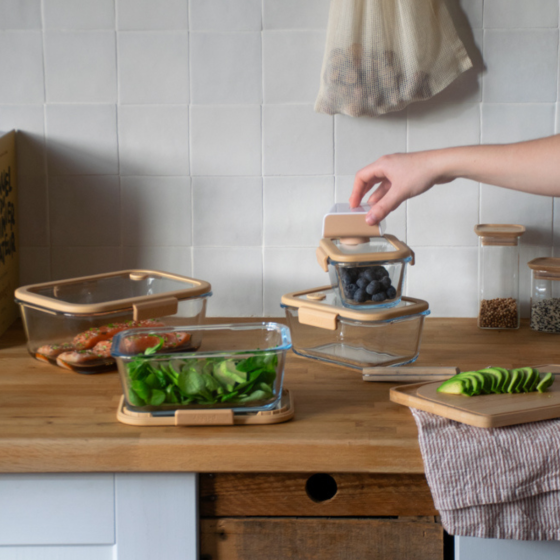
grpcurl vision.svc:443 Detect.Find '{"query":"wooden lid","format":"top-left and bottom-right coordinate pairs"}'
top-left (14, 269), bottom-right (212, 315)
top-left (528, 257), bottom-right (560, 273)
top-left (281, 286), bottom-right (429, 322)
top-left (318, 234), bottom-right (414, 264)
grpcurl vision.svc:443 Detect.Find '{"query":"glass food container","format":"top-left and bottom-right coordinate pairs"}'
top-left (475, 224), bottom-right (525, 330)
top-left (111, 322), bottom-right (291, 413)
top-left (281, 286), bottom-right (429, 370)
top-left (14, 270), bottom-right (212, 374)
top-left (528, 257), bottom-right (560, 333)
top-left (316, 204), bottom-right (414, 309)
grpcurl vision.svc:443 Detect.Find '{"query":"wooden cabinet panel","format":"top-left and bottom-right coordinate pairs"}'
top-left (200, 473), bottom-right (437, 517)
top-left (200, 517), bottom-right (443, 560)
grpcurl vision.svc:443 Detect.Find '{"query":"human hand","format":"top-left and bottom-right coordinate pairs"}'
top-left (350, 151), bottom-right (451, 225)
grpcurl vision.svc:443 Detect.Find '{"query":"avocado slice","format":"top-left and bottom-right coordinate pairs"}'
top-left (493, 367), bottom-right (510, 393)
top-left (437, 378), bottom-right (471, 395)
top-left (477, 368), bottom-right (503, 393)
top-left (521, 368), bottom-right (537, 393)
top-left (529, 369), bottom-right (542, 392)
top-left (448, 374), bottom-right (477, 395)
top-left (509, 369), bottom-right (526, 393)
top-left (506, 370), bottom-right (521, 393)
top-left (457, 371), bottom-right (490, 395)
top-left (537, 372), bottom-right (554, 393)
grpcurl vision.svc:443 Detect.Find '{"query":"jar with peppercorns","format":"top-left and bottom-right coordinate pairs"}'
top-left (475, 224), bottom-right (525, 330)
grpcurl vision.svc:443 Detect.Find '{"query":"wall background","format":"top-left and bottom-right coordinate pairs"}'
top-left (0, 0), bottom-right (558, 317)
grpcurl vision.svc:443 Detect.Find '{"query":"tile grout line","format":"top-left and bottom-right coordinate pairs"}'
top-left (188, 0), bottom-right (195, 277)
top-left (114, 0), bottom-right (123, 268)
top-left (261, 0), bottom-right (265, 317)
top-left (39, 0), bottom-right (52, 281)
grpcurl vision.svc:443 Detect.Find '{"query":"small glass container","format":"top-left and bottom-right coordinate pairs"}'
top-left (281, 286), bottom-right (429, 370)
top-left (528, 257), bottom-right (560, 333)
top-left (475, 224), bottom-right (525, 330)
top-left (316, 204), bottom-right (414, 309)
top-left (14, 270), bottom-right (212, 373)
top-left (111, 322), bottom-right (291, 412)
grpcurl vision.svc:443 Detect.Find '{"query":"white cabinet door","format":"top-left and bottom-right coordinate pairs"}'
top-left (457, 536), bottom-right (560, 560)
top-left (0, 473), bottom-right (197, 560)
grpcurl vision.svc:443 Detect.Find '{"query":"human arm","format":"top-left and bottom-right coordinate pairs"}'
top-left (350, 134), bottom-right (560, 225)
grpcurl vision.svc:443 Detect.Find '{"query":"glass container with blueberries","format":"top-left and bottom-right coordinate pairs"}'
top-left (316, 204), bottom-right (415, 309)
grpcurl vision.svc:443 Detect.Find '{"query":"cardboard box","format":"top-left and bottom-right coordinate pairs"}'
top-left (0, 131), bottom-right (18, 337)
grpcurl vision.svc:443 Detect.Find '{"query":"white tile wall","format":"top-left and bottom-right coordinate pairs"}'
top-left (118, 32), bottom-right (189, 104)
top-left (44, 0), bottom-right (115, 30)
top-left (44, 31), bottom-right (117, 103)
top-left (0, 0), bottom-right (42, 30)
top-left (191, 32), bottom-right (261, 104)
top-left (3, 0), bottom-right (560, 318)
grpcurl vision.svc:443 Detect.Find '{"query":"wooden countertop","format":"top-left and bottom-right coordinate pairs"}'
top-left (0, 318), bottom-right (557, 474)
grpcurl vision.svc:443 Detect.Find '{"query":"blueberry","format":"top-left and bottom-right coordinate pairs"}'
top-left (353, 288), bottom-right (367, 303)
top-left (371, 291), bottom-right (387, 302)
top-left (356, 277), bottom-right (368, 289)
top-left (364, 268), bottom-right (377, 282)
top-left (344, 283), bottom-right (357, 298)
top-left (376, 266), bottom-right (389, 279)
top-left (386, 286), bottom-right (397, 299)
top-left (380, 276), bottom-right (392, 290)
top-left (366, 280), bottom-right (381, 295)
top-left (349, 267), bottom-right (360, 281)
top-left (340, 268), bottom-right (352, 284)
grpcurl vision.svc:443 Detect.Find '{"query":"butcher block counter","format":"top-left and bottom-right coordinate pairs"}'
top-left (0, 317), bottom-right (557, 474)
top-left (0, 318), bottom-right (558, 560)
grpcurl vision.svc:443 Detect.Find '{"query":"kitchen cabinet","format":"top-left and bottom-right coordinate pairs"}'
top-left (0, 473), bottom-right (197, 560)
top-left (1, 319), bottom-right (559, 559)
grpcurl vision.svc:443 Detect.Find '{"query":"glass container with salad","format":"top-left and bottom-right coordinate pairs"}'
top-left (111, 322), bottom-right (291, 412)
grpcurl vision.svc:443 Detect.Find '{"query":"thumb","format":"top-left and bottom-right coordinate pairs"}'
top-left (366, 191), bottom-right (403, 225)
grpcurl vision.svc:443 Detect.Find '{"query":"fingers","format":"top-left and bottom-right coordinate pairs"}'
top-left (367, 180), bottom-right (391, 206)
top-left (366, 190), bottom-right (403, 226)
top-left (349, 164), bottom-right (387, 208)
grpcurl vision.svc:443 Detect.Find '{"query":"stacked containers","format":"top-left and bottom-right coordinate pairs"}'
top-left (475, 225), bottom-right (525, 330)
top-left (14, 270), bottom-right (212, 373)
top-left (528, 258), bottom-right (560, 333)
top-left (282, 204), bottom-right (430, 369)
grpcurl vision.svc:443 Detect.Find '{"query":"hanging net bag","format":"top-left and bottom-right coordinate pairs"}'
top-left (315, 0), bottom-right (473, 117)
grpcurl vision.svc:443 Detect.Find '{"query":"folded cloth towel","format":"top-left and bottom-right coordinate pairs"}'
top-left (410, 409), bottom-right (560, 540)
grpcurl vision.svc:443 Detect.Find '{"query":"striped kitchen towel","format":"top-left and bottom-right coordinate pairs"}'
top-left (410, 409), bottom-right (560, 540)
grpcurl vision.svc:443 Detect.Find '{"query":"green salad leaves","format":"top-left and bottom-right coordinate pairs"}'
top-left (125, 345), bottom-right (278, 408)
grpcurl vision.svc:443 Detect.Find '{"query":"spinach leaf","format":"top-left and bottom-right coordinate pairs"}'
top-left (131, 380), bottom-right (151, 401)
top-left (144, 335), bottom-right (164, 355)
top-left (149, 389), bottom-right (166, 406)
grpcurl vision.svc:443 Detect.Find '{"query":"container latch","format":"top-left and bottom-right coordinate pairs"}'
top-left (299, 307), bottom-right (338, 331)
top-left (133, 296), bottom-right (179, 321)
top-left (175, 409), bottom-right (234, 426)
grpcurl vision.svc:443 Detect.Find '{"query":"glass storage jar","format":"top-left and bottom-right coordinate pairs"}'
top-left (475, 224), bottom-right (525, 330)
top-left (111, 322), bottom-right (291, 413)
top-left (528, 257), bottom-right (560, 333)
top-left (316, 203), bottom-right (414, 309)
top-left (14, 270), bottom-right (212, 373)
top-left (281, 286), bottom-right (429, 369)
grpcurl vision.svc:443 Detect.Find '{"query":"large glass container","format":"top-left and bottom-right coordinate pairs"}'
top-left (14, 270), bottom-right (212, 373)
top-left (111, 323), bottom-right (291, 412)
top-left (281, 286), bottom-right (429, 370)
top-left (528, 257), bottom-right (560, 333)
top-left (475, 224), bottom-right (525, 330)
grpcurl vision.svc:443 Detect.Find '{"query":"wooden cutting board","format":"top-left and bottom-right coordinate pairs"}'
top-left (390, 365), bottom-right (560, 428)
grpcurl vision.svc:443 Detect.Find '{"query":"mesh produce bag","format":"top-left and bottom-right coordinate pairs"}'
top-left (315, 0), bottom-right (473, 117)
